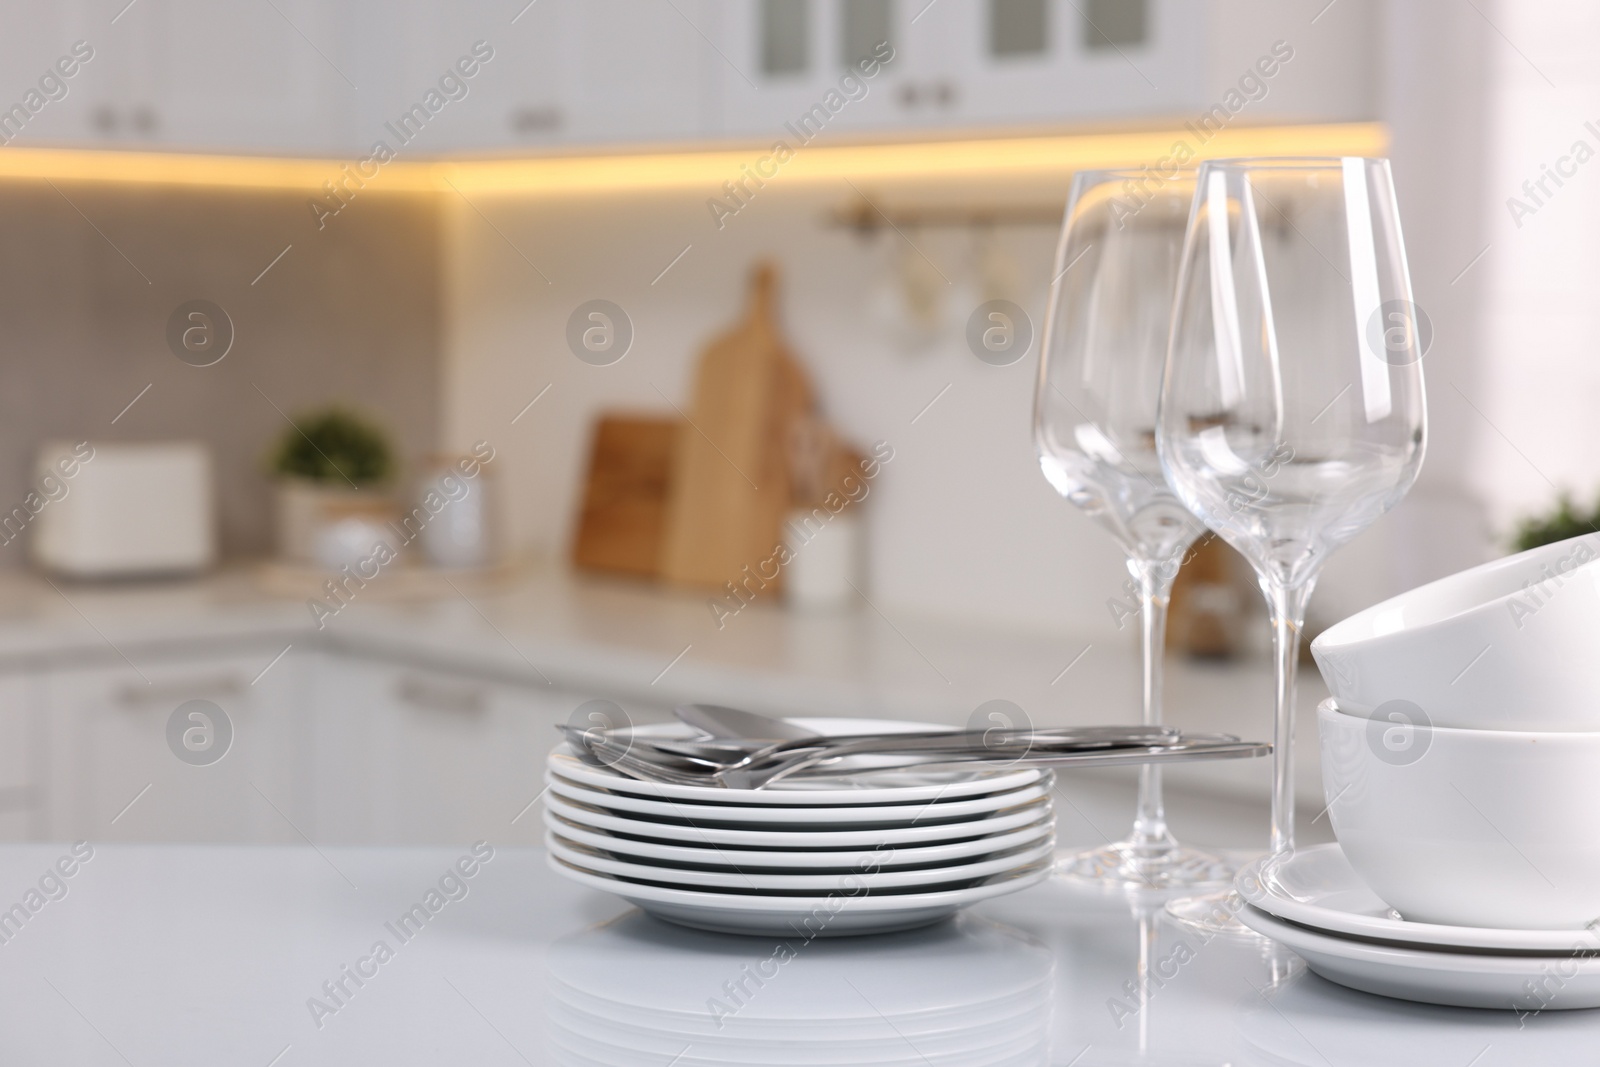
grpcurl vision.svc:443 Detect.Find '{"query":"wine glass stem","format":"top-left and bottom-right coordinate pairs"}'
top-left (1263, 579), bottom-right (1314, 857)
top-left (1129, 561), bottom-right (1177, 854)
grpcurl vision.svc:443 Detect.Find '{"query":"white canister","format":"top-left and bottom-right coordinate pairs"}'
top-left (783, 509), bottom-right (861, 610)
top-left (415, 456), bottom-right (496, 569)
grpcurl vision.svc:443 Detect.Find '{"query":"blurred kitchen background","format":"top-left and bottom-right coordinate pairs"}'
top-left (0, 0), bottom-right (1580, 846)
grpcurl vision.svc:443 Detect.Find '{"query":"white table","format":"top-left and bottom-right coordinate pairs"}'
top-left (0, 842), bottom-right (1590, 1065)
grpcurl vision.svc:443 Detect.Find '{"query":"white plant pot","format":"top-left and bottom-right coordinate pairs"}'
top-left (275, 482), bottom-right (392, 565)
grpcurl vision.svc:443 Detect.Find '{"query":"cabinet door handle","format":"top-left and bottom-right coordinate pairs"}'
top-left (395, 676), bottom-right (487, 715)
top-left (115, 675), bottom-right (244, 707)
top-left (509, 105), bottom-right (562, 134)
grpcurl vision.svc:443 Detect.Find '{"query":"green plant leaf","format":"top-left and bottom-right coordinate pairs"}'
top-left (268, 407), bottom-right (394, 487)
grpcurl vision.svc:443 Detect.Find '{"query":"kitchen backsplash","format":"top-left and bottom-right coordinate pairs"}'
top-left (437, 181), bottom-right (1483, 640)
top-left (0, 183), bottom-right (442, 565)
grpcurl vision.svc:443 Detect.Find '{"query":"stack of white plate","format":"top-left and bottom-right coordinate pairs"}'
top-left (1239, 844), bottom-right (1600, 1010)
top-left (544, 910), bottom-right (1053, 1066)
top-left (545, 717), bottom-right (1054, 936)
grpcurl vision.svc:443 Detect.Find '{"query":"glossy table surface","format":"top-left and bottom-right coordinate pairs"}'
top-left (0, 841), bottom-right (1592, 1065)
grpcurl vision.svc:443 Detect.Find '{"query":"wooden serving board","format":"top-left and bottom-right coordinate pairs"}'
top-left (570, 414), bottom-right (680, 578)
top-left (659, 264), bottom-right (814, 593)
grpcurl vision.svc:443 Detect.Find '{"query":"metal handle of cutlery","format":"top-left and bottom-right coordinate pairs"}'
top-left (568, 724), bottom-right (1183, 776)
top-left (641, 725), bottom-right (1182, 767)
top-left (672, 703), bottom-right (819, 742)
top-left (734, 738), bottom-right (1273, 789)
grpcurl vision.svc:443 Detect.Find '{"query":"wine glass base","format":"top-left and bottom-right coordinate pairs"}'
top-left (1163, 890), bottom-right (1268, 938)
top-left (1054, 841), bottom-right (1236, 891)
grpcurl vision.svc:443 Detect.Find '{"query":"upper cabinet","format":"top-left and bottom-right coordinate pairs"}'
top-left (935, 0), bottom-right (1209, 125)
top-left (0, 0), bottom-right (346, 154)
top-left (712, 0), bottom-right (930, 137)
top-left (0, 0), bottom-right (1377, 158)
top-left (712, 0), bottom-right (1208, 138)
top-left (333, 0), bottom-right (715, 154)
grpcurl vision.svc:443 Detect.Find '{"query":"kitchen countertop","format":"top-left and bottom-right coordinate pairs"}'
top-left (0, 836), bottom-right (1589, 1065)
top-left (0, 564), bottom-right (1329, 809)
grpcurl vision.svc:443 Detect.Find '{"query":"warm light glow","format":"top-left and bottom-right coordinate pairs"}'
top-left (0, 123), bottom-right (1387, 196)
top-left (439, 123), bottom-right (1388, 195)
top-left (0, 147), bottom-right (440, 192)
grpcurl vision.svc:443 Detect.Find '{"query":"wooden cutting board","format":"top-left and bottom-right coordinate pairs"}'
top-left (570, 414), bottom-right (680, 578)
top-left (660, 264), bottom-right (814, 593)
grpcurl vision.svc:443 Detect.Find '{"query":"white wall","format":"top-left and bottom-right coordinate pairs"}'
top-left (1472, 1), bottom-right (1600, 531)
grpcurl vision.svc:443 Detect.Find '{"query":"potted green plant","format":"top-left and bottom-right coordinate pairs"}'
top-left (268, 407), bottom-right (396, 564)
top-left (1513, 494), bottom-right (1599, 552)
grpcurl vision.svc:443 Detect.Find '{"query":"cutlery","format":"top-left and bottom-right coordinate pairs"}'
top-left (561, 723), bottom-right (1110, 784)
top-left (562, 722), bottom-right (1181, 772)
top-left (645, 723), bottom-right (1178, 763)
top-left (719, 734), bottom-right (1266, 789)
top-left (673, 703), bottom-right (819, 742)
top-left (557, 723), bottom-right (1268, 789)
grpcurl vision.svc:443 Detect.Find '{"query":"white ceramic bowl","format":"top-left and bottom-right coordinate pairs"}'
top-left (1318, 698), bottom-right (1600, 929)
top-left (1310, 534), bottom-right (1600, 730)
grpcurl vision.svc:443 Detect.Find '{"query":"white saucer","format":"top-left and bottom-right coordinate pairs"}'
top-left (1236, 904), bottom-right (1600, 1010)
top-left (544, 808), bottom-right (1055, 869)
top-left (550, 716), bottom-right (1046, 805)
top-left (545, 771), bottom-right (1050, 828)
top-left (546, 792), bottom-right (1051, 849)
top-left (1242, 843), bottom-right (1600, 954)
top-left (547, 853), bottom-right (1053, 936)
top-left (547, 832), bottom-right (1056, 892)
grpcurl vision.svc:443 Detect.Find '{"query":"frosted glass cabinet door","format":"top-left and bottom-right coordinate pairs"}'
top-left (714, 0), bottom-right (1214, 138)
top-left (713, 0), bottom-right (943, 139)
top-left (935, 0), bottom-right (1208, 126)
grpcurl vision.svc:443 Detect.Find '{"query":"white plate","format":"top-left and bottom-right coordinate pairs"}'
top-left (1237, 904), bottom-right (1600, 1010)
top-left (546, 792), bottom-right (1052, 850)
top-left (1242, 843), bottom-right (1600, 954)
top-left (545, 772), bottom-right (1050, 829)
top-left (549, 717), bottom-right (1047, 806)
top-left (547, 831), bottom-right (1055, 892)
top-left (548, 853), bottom-right (1053, 936)
top-left (544, 808), bottom-right (1055, 869)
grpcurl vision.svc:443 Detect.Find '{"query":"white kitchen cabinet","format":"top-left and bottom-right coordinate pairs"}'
top-left (561, 0), bottom-right (715, 144)
top-left (0, 672), bottom-right (44, 840)
top-left (308, 652), bottom-right (587, 846)
top-left (355, 0), bottom-right (572, 155)
top-left (132, 0), bottom-right (348, 154)
top-left (41, 647), bottom-right (310, 843)
top-left (0, 0), bottom-right (346, 153)
top-left (0, 2), bottom-right (101, 147)
top-left (714, 0), bottom-right (1206, 137)
top-left (346, 0), bottom-right (714, 156)
top-left (934, 0), bottom-right (1208, 125)
top-left (713, 0), bottom-right (934, 138)
top-left (0, 0), bottom-right (1375, 157)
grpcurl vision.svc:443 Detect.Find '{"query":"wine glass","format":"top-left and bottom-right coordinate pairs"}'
top-left (1034, 168), bottom-right (1232, 889)
top-left (1156, 157), bottom-right (1426, 929)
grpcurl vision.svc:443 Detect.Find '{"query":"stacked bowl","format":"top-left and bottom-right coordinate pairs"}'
top-left (545, 717), bottom-right (1055, 936)
top-left (1238, 534), bottom-right (1600, 1008)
